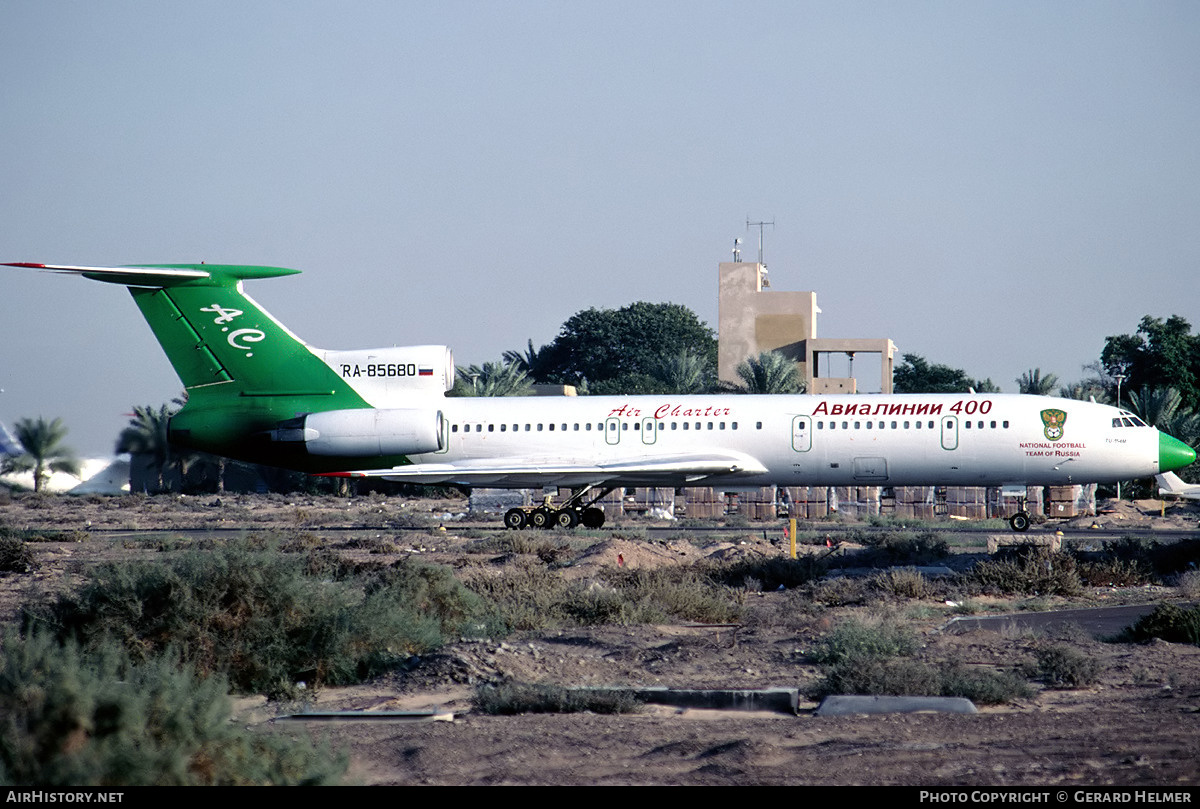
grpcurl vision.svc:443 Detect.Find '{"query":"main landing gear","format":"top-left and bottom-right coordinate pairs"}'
top-left (503, 485), bottom-right (614, 530)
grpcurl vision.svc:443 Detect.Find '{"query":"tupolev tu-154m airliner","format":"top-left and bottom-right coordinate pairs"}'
top-left (6, 262), bottom-right (1195, 531)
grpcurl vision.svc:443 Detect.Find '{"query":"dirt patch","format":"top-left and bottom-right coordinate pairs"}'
top-left (2, 493), bottom-right (1199, 785)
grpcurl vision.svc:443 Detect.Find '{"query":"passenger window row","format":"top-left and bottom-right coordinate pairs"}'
top-left (450, 421), bottom-right (746, 433)
top-left (814, 420), bottom-right (1010, 430)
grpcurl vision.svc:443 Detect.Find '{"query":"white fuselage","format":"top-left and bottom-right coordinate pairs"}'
top-left (381, 392), bottom-right (1161, 489)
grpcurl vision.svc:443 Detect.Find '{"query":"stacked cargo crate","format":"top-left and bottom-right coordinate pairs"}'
top-left (631, 487), bottom-right (676, 516)
top-left (1046, 484), bottom-right (1096, 518)
top-left (831, 487), bottom-right (882, 518)
top-left (945, 487), bottom-right (987, 519)
top-left (1025, 485), bottom-right (1045, 518)
top-left (892, 486), bottom-right (936, 519)
top-left (990, 487), bottom-right (1028, 518)
top-left (783, 486), bottom-right (830, 520)
top-left (740, 486), bottom-right (778, 520)
top-left (596, 487), bottom-right (625, 520)
top-left (683, 487), bottom-right (724, 519)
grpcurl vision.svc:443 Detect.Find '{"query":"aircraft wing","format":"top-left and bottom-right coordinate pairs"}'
top-left (1156, 472), bottom-right (1200, 500)
top-left (328, 450), bottom-right (769, 488)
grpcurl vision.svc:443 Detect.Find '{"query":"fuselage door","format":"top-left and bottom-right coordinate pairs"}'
top-left (605, 417), bottom-right (621, 446)
top-left (641, 417), bottom-right (657, 445)
top-left (791, 415), bottom-right (812, 452)
top-left (435, 415), bottom-right (450, 454)
top-left (941, 416), bottom-right (958, 450)
top-left (853, 457), bottom-right (888, 481)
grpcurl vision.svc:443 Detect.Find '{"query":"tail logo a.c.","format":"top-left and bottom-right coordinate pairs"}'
top-left (1040, 408), bottom-right (1067, 441)
top-left (200, 304), bottom-right (265, 357)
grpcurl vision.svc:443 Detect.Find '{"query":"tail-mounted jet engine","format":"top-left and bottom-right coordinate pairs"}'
top-left (272, 408), bottom-right (444, 457)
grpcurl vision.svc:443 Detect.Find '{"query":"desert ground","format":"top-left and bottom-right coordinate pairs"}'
top-left (2, 491), bottom-right (1199, 786)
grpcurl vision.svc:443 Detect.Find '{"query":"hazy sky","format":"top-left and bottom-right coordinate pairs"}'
top-left (3, 1), bottom-right (1198, 455)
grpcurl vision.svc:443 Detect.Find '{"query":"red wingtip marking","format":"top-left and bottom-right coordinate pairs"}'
top-left (3, 262), bottom-right (48, 268)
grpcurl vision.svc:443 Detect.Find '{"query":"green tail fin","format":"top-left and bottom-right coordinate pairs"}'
top-left (5, 263), bottom-right (396, 471)
top-left (124, 266), bottom-right (342, 398)
top-left (34, 264), bottom-right (360, 406)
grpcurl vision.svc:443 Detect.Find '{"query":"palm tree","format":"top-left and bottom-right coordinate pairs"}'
top-left (1059, 380), bottom-right (1109, 402)
top-left (501, 339), bottom-right (549, 382)
top-left (454, 362), bottom-right (534, 397)
top-left (731, 351), bottom-right (805, 394)
top-left (3, 417), bottom-right (80, 492)
top-left (1058, 362), bottom-right (1115, 403)
top-left (116, 404), bottom-right (175, 492)
top-left (1016, 368), bottom-right (1059, 395)
top-left (653, 348), bottom-right (712, 394)
top-left (1123, 387), bottom-right (1198, 489)
top-left (1126, 387), bottom-right (1185, 429)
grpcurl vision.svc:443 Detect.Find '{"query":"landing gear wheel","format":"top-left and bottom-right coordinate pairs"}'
top-left (1009, 512), bottom-right (1031, 532)
top-left (504, 508), bottom-right (527, 530)
top-left (553, 509), bottom-right (579, 528)
top-left (581, 507), bottom-right (606, 529)
top-left (530, 508), bottom-right (553, 529)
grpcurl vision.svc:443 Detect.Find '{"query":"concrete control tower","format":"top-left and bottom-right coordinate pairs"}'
top-left (717, 261), bottom-right (895, 394)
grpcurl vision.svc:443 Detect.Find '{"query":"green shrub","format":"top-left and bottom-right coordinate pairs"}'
top-left (461, 559), bottom-right (574, 631)
top-left (595, 567), bottom-right (743, 625)
top-left (809, 618), bottom-right (1031, 704)
top-left (1076, 557), bottom-right (1154, 587)
top-left (0, 537), bottom-right (36, 574)
top-left (872, 568), bottom-right (931, 599)
top-left (813, 655), bottom-right (1030, 704)
top-left (702, 555), bottom-right (825, 591)
top-left (1102, 535), bottom-right (1157, 562)
top-left (936, 661), bottom-right (1034, 704)
top-left (369, 558), bottom-right (496, 629)
top-left (810, 617), bottom-right (918, 665)
top-left (845, 530), bottom-right (950, 567)
top-left (1148, 539), bottom-right (1200, 577)
top-left (817, 656), bottom-right (939, 697)
top-left (461, 560), bottom-right (743, 631)
top-left (1177, 570), bottom-right (1200, 600)
top-left (463, 532), bottom-right (571, 562)
top-left (27, 540), bottom-right (492, 695)
top-left (0, 632), bottom-right (344, 786)
top-left (472, 682), bottom-right (641, 715)
top-left (1030, 644), bottom-right (1101, 687)
top-left (1119, 604), bottom-right (1200, 646)
top-left (0, 526), bottom-right (88, 545)
top-left (1097, 537), bottom-right (1200, 578)
top-left (968, 549), bottom-right (1083, 596)
top-left (809, 575), bottom-right (876, 606)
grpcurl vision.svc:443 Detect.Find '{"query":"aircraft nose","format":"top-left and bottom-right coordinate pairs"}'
top-left (1159, 432), bottom-right (1196, 472)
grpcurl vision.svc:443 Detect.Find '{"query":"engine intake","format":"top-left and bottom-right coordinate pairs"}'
top-left (274, 408), bottom-right (443, 457)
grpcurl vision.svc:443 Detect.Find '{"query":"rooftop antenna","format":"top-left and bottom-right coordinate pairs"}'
top-left (746, 217), bottom-right (774, 268)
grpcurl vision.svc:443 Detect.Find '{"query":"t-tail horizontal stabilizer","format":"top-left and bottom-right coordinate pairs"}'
top-left (2, 262), bottom-right (299, 286)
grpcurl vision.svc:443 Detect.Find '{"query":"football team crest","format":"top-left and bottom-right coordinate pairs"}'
top-left (1040, 408), bottom-right (1067, 441)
